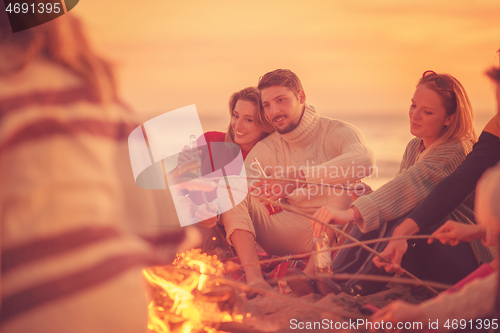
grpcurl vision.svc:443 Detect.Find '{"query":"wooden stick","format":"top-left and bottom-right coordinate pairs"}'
top-left (196, 175), bottom-right (439, 295)
top-left (213, 277), bottom-right (365, 319)
top-left (268, 272), bottom-right (453, 291)
top-left (256, 195), bottom-right (439, 295)
top-left (227, 234), bottom-right (436, 268)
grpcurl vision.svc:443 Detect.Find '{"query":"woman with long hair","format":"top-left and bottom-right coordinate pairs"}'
top-left (178, 87), bottom-right (274, 255)
top-left (309, 70), bottom-right (494, 293)
top-left (374, 52), bottom-right (500, 278)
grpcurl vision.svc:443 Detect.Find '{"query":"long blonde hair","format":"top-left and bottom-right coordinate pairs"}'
top-left (0, 15), bottom-right (116, 104)
top-left (225, 87), bottom-right (275, 144)
top-left (416, 71), bottom-right (477, 160)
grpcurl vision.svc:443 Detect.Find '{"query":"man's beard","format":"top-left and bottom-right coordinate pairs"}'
top-left (276, 120), bottom-right (299, 134)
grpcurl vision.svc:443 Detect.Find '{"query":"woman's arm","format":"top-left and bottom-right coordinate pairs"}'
top-left (408, 131), bottom-right (500, 231)
top-left (373, 130), bottom-right (500, 272)
top-left (353, 139), bottom-right (472, 233)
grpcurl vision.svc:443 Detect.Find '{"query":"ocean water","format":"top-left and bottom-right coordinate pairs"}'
top-left (190, 111), bottom-right (493, 190)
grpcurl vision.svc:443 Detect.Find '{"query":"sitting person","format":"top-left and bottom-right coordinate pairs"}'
top-left (373, 53), bottom-right (500, 278)
top-left (0, 14), bottom-right (191, 332)
top-left (311, 70), bottom-right (494, 289)
top-left (178, 86), bottom-right (275, 228)
top-left (175, 87), bottom-right (274, 256)
top-left (370, 162), bottom-right (500, 332)
top-left (222, 69), bottom-right (374, 289)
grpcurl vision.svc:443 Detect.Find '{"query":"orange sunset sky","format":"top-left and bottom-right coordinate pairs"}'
top-left (76, 0), bottom-right (500, 121)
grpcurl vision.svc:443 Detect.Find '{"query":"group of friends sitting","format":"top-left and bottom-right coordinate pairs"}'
top-left (1, 12), bottom-right (499, 332)
top-left (180, 60), bottom-right (500, 329)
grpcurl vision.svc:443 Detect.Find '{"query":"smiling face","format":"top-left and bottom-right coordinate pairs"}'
top-left (231, 99), bottom-right (265, 152)
top-left (260, 85), bottom-right (306, 134)
top-left (409, 84), bottom-right (454, 148)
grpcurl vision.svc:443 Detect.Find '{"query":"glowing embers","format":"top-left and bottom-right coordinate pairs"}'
top-left (143, 249), bottom-right (243, 333)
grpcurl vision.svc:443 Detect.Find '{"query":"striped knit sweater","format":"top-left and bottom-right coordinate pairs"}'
top-left (353, 137), bottom-right (494, 264)
top-left (0, 58), bottom-right (185, 329)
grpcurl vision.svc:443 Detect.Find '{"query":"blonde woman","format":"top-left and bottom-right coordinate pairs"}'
top-left (310, 71), bottom-right (493, 291)
top-left (181, 87), bottom-right (274, 227)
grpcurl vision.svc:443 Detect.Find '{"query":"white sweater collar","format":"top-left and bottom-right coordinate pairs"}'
top-left (280, 104), bottom-right (319, 143)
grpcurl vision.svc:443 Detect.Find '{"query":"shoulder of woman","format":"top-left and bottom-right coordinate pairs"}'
top-left (398, 138), bottom-right (422, 165)
top-left (424, 139), bottom-right (472, 161)
top-left (441, 138), bottom-right (473, 151)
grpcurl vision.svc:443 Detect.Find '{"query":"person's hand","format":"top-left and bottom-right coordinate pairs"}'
top-left (372, 218), bottom-right (419, 273)
top-left (174, 145), bottom-right (202, 178)
top-left (429, 220), bottom-right (486, 246)
top-left (177, 145), bottom-right (201, 166)
top-left (171, 178), bottom-right (216, 192)
top-left (311, 206), bottom-right (354, 238)
top-left (370, 300), bottom-right (425, 332)
top-left (195, 201), bottom-right (218, 228)
top-left (347, 182), bottom-right (373, 202)
top-left (373, 239), bottom-right (407, 274)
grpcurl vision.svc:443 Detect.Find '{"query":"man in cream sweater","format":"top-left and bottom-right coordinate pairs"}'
top-left (222, 69), bottom-right (374, 289)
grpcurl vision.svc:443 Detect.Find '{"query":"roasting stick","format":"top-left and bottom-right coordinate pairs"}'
top-left (213, 276), bottom-right (364, 319)
top-left (270, 272), bottom-right (453, 292)
top-left (202, 175), bottom-right (439, 293)
top-left (254, 195), bottom-right (439, 295)
top-left (230, 234), bottom-right (437, 268)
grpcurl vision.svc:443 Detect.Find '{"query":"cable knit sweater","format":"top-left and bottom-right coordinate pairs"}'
top-left (245, 104), bottom-right (374, 211)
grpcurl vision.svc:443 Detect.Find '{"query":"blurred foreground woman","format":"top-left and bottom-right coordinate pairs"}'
top-left (0, 14), bottom-right (188, 332)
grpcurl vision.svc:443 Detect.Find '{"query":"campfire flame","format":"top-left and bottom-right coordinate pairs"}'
top-left (143, 249), bottom-right (242, 333)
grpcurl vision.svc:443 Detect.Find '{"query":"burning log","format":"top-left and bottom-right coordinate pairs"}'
top-left (143, 249), bottom-right (245, 333)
